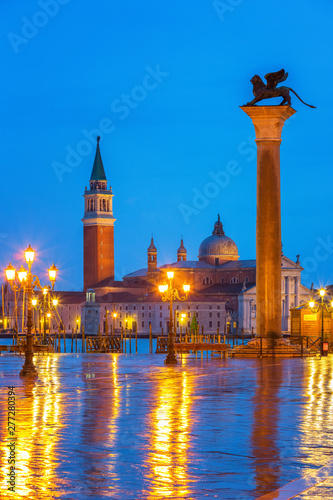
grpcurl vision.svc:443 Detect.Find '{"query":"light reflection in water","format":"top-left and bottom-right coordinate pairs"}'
top-left (300, 357), bottom-right (333, 466)
top-left (145, 370), bottom-right (193, 499)
top-left (0, 357), bottom-right (65, 498)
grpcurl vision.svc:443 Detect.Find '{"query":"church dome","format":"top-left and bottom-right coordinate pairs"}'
top-left (198, 215), bottom-right (239, 264)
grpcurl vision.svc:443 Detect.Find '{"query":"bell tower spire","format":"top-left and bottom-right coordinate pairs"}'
top-left (82, 137), bottom-right (116, 290)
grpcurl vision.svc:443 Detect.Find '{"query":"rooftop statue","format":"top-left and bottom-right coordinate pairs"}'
top-left (244, 69), bottom-right (316, 108)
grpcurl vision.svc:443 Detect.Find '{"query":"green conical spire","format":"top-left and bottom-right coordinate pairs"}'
top-left (90, 136), bottom-right (107, 181)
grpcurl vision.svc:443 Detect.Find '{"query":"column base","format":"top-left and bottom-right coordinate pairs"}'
top-left (20, 364), bottom-right (38, 377)
top-left (232, 338), bottom-right (314, 358)
top-left (164, 353), bottom-right (177, 365)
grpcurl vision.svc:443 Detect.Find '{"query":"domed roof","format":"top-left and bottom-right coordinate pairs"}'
top-left (198, 215), bottom-right (239, 261)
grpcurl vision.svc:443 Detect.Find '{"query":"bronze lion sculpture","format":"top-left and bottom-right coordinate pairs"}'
top-left (245, 69), bottom-right (315, 108)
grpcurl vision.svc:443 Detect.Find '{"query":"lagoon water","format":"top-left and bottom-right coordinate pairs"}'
top-left (1, 351), bottom-right (333, 499)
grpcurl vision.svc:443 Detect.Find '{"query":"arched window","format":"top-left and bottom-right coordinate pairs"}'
top-left (245, 276), bottom-right (249, 283)
top-left (230, 277), bottom-right (239, 284)
top-left (90, 199), bottom-right (94, 211)
top-left (202, 277), bottom-right (213, 285)
top-left (107, 200), bottom-right (110, 212)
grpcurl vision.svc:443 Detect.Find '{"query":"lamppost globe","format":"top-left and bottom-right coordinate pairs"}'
top-left (5, 263), bottom-right (16, 282)
top-left (18, 265), bottom-right (28, 283)
top-left (319, 289), bottom-right (326, 297)
top-left (24, 245), bottom-right (35, 265)
top-left (48, 263), bottom-right (58, 282)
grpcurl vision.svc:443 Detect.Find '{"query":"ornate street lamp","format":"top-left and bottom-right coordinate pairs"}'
top-left (309, 288), bottom-right (333, 356)
top-left (158, 271), bottom-right (190, 365)
top-left (5, 246), bottom-right (58, 377)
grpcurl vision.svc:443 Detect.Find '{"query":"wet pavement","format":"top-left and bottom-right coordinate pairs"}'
top-left (0, 352), bottom-right (333, 499)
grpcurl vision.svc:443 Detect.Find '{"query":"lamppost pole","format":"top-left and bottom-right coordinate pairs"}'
top-left (22, 264), bottom-right (35, 377)
top-left (167, 283), bottom-right (176, 364)
top-left (43, 290), bottom-right (47, 343)
top-left (309, 288), bottom-right (333, 356)
top-left (321, 294), bottom-right (324, 354)
top-left (159, 271), bottom-right (190, 365)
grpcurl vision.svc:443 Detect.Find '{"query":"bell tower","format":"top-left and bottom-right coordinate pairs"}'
top-left (82, 137), bottom-right (115, 290)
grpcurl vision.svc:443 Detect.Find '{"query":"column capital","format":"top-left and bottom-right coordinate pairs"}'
top-left (240, 105), bottom-right (296, 142)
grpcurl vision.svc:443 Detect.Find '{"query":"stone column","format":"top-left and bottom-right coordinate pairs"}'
top-left (295, 276), bottom-right (300, 307)
top-left (285, 276), bottom-right (290, 333)
top-left (240, 106), bottom-right (296, 339)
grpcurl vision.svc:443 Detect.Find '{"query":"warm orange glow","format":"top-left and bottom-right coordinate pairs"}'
top-left (183, 284), bottom-right (190, 293)
top-left (48, 263), bottom-right (58, 282)
top-left (47, 313), bottom-right (51, 318)
top-left (158, 284), bottom-right (168, 293)
top-left (24, 244), bottom-right (35, 264)
top-left (167, 271), bottom-right (174, 280)
top-left (43, 288), bottom-right (48, 295)
top-left (319, 288), bottom-right (325, 297)
top-left (52, 299), bottom-right (58, 307)
top-left (331, 301), bottom-right (333, 308)
top-left (309, 301), bottom-right (315, 309)
top-left (18, 265), bottom-right (28, 282)
top-left (32, 298), bottom-right (38, 307)
top-left (113, 312), bottom-right (117, 318)
top-left (5, 263), bottom-right (16, 281)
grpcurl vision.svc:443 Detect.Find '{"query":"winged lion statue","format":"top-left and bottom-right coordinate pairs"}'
top-left (244, 69), bottom-right (315, 108)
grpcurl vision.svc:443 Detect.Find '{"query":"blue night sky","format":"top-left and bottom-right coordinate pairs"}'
top-left (1, 0), bottom-right (333, 291)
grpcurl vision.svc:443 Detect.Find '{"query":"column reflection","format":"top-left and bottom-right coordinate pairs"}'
top-left (251, 361), bottom-right (283, 497)
top-left (145, 370), bottom-right (193, 499)
top-left (0, 357), bottom-right (65, 498)
top-left (79, 357), bottom-right (121, 497)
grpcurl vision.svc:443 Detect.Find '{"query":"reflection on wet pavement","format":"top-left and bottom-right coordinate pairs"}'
top-left (0, 354), bottom-right (333, 499)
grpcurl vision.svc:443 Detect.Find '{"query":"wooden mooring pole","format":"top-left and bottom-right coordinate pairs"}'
top-left (135, 323), bottom-right (138, 354)
top-left (82, 325), bottom-right (85, 353)
top-left (149, 324), bottom-right (153, 354)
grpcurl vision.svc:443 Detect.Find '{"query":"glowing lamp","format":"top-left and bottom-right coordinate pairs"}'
top-left (52, 299), bottom-right (58, 307)
top-left (32, 298), bottom-right (37, 307)
top-left (113, 312), bottom-right (117, 318)
top-left (319, 289), bottom-right (325, 297)
top-left (18, 265), bottom-right (28, 282)
top-left (24, 245), bottom-right (35, 264)
top-left (43, 288), bottom-right (48, 295)
top-left (48, 263), bottom-right (58, 282)
top-left (167, 271), bottom-right (174, 280)
top-left (5, 263), bottom-right (16, 282)
top-left (47, 313), bottom-right (51, 318)
top-left (309, 301), bottom-right (315, 309)
top-left (158, 284), bottom-right (168, 293)
top-left (183, 284), bottom-right (190, 293)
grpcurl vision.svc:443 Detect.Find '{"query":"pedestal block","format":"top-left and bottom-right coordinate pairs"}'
top-left (240, 106), bottom-right (296, 339)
